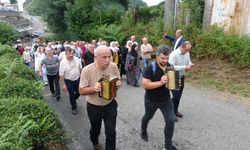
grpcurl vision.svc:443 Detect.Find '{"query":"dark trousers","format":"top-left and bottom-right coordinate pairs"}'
top-left (171, 76), bottom-right (185, 114)
top-left (87, 100), bottom-right (117, 150)
top-left (64, 78), bottom-right (80, 110)
top-left (141, 98), bottom-right (175, 150)
top-left (47, 73), bottom-right (60, 97)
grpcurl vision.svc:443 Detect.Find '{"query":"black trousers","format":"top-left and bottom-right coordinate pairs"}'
top-left (171, 76), bottom-right (185, 114)
top-left (87, 100), bottom-right (117, 150)
top-left (141, 98), bottom-right (175, 150)
top-left (47, 73), bottom-right (60, 97)
top-left (64, 78), bottom-right (80, 110)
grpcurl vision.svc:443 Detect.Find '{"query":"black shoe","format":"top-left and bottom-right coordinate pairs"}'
top-left (52, 92), bottom-right (56, 97)
top-left (175, 116), bottom-right (178, 122)
top-left (72, 109), bottom-right (77, 115)
top-left (176, 111), bottom-right (183, 118)
top-left (56, 97), bottom-right (60, 101)
top-left (172, 145), bottom-right (178, 150)
top-left (140, 130), bottom-right (148, 141)
top-left (163, 145), bottom-right (178, 150)
top-left (93, 143), bottom-right (101, 150)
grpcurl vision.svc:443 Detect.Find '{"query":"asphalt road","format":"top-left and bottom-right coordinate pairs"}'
top-left (43, 79), bottom-right (250, 150)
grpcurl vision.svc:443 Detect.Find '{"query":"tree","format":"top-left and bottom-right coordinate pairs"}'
top-left (66, 0), bottom-right (129, 36)
top-left (25, 0), bottom-right (74, 33)
top-left (180, 0), bottom-right (205, 27)
top-left (164, 0), bottom-right (175, 29)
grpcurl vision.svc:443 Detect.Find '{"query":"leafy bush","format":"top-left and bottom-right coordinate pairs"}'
top-left (0, 115), bottom-right (37, 150)
top-left (0, 77), bottom-right (42, 99)
top-left (191, 26), bottom-right (250, 68)
top-left (0, 98), bottom-right (68, 149)
top-left (0, 22), bottom-right (20, 45)
top-left (0, 52), bottom-right (21, 63)
top-left (0, 44), bottom-right (18, 56)
top-left (0, 60), bottom-right (36, 81)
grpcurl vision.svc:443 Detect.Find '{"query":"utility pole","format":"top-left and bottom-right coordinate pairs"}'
top-left (164, 0), bottom-right (176, 29)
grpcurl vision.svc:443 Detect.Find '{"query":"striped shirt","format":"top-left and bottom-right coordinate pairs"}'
top-left (41, 55), bottom-right (59, 75)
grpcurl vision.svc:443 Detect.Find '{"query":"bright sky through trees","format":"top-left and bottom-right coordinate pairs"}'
top-left (142, 0), bottom-right (164, 6)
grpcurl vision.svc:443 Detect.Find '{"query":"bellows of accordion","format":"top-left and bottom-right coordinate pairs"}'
top-left (99, 74), bottom-right (118, 100)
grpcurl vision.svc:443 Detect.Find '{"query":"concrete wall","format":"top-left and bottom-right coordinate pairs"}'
top-left (204, 0), bottom-right (250, 35)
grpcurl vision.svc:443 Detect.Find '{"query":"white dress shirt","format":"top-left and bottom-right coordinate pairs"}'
top-left (168, 48), bottom-right (192, 77)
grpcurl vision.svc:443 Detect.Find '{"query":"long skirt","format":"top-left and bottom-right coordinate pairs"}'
top-left (126, 66), bottom-right (141, 87)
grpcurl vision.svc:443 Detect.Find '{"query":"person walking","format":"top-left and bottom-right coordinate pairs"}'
top-left (83, 44), bottom-right (95, 67)
top-left (35, 46), bottom-right (48, 85)
top-left (39, 47), bottom-right (60, 100)
top-left (79, 46), bottom-right (121, 150)
top-left (140, 37), bottom-right (153, 69)
top-left (141, 45), bottom-right (177, 150)
top-left (59, 47), bottom-right (82, 114)
top-left (118, 41), bottom-right (132, 79)
top-left (168, 41), bottom-right (194, 121)
top-left (125, 44), bottom-right (141, 87)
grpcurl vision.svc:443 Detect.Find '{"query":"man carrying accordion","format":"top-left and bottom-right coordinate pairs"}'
top-left (79, 46), bottom-right (121, 150)
top-left (140, 45), bottom-right (177, 150)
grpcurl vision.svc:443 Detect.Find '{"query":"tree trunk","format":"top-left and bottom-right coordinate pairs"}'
top-left (164, 0), bottom-right (175, 29)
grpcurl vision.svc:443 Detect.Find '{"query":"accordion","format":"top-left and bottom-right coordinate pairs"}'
top-left (98, 74), bottom-right (118, 100)
top-left (165, 70), bottom-right (182, 90)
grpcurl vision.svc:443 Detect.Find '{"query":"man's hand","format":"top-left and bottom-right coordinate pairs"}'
top-left (38, 71), bottom-right (42, 77)
top-left (116, 80), bottom-right (121, 89)
top-left (185, 64), bottom-right (195, 71)
top-left (62, 85), bottom-right (67, 91)
top-left (94, 82), bottom-right (101, 92)
top-left (160, 74), bottom-right (168, 85)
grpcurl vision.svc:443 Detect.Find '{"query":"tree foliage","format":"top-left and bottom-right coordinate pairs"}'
top-left (66, 0), bottom-right (129, 37)
top-left (180, 0), bottom-right (205, 27)
top-left (129, 0), bottom-right (147, 8)
top-left (25, 0), bottom-right (74, 33)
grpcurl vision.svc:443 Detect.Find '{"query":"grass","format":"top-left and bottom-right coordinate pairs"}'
top-left (186, 58), bottom-right (250, 98)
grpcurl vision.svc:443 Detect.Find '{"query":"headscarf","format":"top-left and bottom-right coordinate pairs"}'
top-left (129, 44), bottom-right (138, 65)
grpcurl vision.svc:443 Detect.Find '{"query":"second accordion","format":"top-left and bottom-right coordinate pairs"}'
top-left (165, 70), bottom-right (182, 90)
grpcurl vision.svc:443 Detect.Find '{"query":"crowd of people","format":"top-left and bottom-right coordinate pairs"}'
top-left (15, 30), bottom-right (194, 150)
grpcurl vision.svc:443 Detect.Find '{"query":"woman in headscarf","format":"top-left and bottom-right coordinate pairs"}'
top-left (125, 44), bottom-right (141, 87)
top-left (119, 41), bottom-right (132, 79)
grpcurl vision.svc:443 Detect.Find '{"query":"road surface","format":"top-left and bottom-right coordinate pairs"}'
top-left (43, 79), bottom-right (250, 150)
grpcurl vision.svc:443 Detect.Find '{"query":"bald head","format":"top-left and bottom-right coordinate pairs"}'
top-left (94, 46), bottom-right (110, 56)
top-left (94, 46), bottom-right (112, 69)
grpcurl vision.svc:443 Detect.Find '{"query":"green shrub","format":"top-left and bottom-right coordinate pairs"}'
top-left (0, 44), bottom-right (17, 56)
top-left (0, 60), bottom-right (36, 81)
top-left (0, 115), bottom-right (37, 150)
top-left (0, 22), bottom-right (20, 45)
top-left (0, 52), bottom-right (21, 63)
top-left (0, 77), bottom-right (42, 99)
top-left (190, 26), bottom-right (250, 68)
top-left (0, 98), bottom-right (68, 149)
